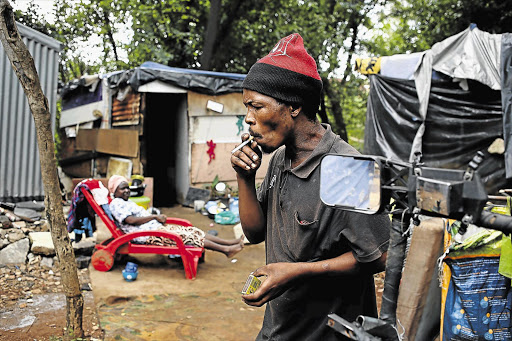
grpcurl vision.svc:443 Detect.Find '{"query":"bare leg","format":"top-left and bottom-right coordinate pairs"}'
top-left (205, 233), bottom-right (244, 246)
top-left (203, 239), bottom-right (243, 258)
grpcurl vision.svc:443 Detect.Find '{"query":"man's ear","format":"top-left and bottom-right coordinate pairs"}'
top-left (290, 105), bottom-right (302, 118)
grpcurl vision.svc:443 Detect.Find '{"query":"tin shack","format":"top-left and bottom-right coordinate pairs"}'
top-left (59, 62), bottom-right (270, 206)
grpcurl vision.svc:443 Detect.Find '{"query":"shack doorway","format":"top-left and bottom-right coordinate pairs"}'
top-left (143, 93), bottom-right (186, 207)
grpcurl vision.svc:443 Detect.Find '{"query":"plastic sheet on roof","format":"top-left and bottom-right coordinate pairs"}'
top-left (363, 74), bottom-right (506, 194)
top-left (107, 61), bottom-right (246, 96)
top-left (61, 62), bottom-right (246, 100)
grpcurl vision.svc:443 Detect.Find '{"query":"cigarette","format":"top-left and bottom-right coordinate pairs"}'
top-left (231, 135), bottom-right (254, 154)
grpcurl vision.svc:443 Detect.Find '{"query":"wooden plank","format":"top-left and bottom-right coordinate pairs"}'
top-left (96, 129), bottom-right (139, 158)
top-left (187, 91), bottom-right (245, 117)
top-left (76, 129), bottom-right (99, 151)
top-left (396, 218), bottom-right (445, 339)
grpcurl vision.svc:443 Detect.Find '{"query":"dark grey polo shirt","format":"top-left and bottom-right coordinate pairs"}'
top-left (256, 124), bottom-right (390, 340)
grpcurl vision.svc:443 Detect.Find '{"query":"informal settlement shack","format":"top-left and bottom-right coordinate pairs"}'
top-left (356, 25), bottom-right (511, 192)
top-left (59, 62), bottom-right (270, 206)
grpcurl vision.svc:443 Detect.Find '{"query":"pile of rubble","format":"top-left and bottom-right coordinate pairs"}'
top-left (0, 201), bottom-right (96, 309)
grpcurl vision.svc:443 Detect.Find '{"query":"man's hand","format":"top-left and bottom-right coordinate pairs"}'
top-left (231, 133), bottom-right (262, 178)
top-left (242, 262), bottom-right (302, 307)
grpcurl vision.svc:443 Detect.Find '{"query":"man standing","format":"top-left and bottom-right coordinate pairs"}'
top-left (231, 33), bottom-right (391, 340)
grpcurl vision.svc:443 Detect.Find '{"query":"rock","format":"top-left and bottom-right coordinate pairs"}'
top-left (15, 201), bottom-right (45, 212)
top-left (12, 221), bottom-right (26, 229)
top-left (73, 239), bottom-right (95, 255)
top-left (29, 232), bottom-right (55, 256)
top-left (39, 221), bottom-right (50, 232)
top-left (1, 238), bottom-right (9, 249)
top-left (0, 238), bottom-right (29, 265)
top-left (7, 229), bottom-right (26, 243)
top-left (14, 207), bottom-right (41, 222)
top-left (81, 282), bottom-right (92, 291)
top-left (75, 255), bottom-right (91, 269)
top-left (21, 227), bottom-right (32, 234)
top-left (40, 256), bottom-right (54, 268)
top-left (0, 215), bottom-right (12, 228)
top-left (4, 211), bottom-right (20, 222)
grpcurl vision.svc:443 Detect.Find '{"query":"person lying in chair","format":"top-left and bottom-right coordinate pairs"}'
top-left (107, 175), bottom-right (244, 258)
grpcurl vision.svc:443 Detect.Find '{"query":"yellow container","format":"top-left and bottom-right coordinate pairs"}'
top-left (129, 196), bottom-right (151, 210)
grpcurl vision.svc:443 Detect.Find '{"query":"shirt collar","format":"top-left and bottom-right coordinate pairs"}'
top-left (282, 123), bottom-right (337, 179)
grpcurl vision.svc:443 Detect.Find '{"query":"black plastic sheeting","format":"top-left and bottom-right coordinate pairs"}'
top-left (107, 61), bottom-right (245, 96)
top-left (501, 33), bottom-right (512, 179)
top-left (364, 74), bottom-right (507, 194)
top-left (60, 61), bottom-right (246, 100)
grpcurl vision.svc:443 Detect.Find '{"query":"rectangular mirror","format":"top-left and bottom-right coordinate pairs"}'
top-left (320, 154), bottom-right (381, 214)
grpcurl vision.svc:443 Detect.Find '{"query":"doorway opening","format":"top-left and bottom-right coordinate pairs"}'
top-left (143, 93), bottom-right (185, 207)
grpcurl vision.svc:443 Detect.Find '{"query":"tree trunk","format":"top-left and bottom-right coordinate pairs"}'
top-left (200, 0), bottom-right (221, 70)
top-left (322, 77), bottom-right (348, 141)
top-left (0, 1), bottom-right (84, 339)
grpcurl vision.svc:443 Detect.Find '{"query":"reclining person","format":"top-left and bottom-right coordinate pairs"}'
top-left (107, 175), bottom-right (243, 258)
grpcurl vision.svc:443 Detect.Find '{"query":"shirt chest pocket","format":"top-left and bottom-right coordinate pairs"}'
top-left (286, 211), bottom-right (320, 261)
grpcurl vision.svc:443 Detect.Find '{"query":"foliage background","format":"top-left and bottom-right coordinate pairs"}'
top-left (11, 0), bottom-right (512, 152)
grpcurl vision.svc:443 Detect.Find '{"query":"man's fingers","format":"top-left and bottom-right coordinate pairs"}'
top-left (232, 149), bottom-right (259, 171)
top-left (242, 290), bottom-right (272, 307)
top-left (231, 152), bottom-right (252, 170)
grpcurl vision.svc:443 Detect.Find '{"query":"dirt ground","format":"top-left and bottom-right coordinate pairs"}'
top-left (1, 204), bottom-right (384, 340)
top-left (90, 205), bottom-right (267, 341)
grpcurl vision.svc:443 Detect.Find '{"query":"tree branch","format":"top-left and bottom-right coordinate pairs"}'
top-left (0, 1), bottom-right (84, 339)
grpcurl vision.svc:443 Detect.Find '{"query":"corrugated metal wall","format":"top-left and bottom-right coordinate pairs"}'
top-left (0, 23), bottom-right (62, 202)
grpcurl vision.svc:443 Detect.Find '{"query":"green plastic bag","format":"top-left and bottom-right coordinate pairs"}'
top-left (498, 197), bottom-right (512, 278)
top-left (499, 233), bottom-right (512, 278)
top-left (214, 210), bottom-right (239, 225)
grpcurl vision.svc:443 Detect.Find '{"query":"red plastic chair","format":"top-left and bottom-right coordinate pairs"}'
top-left (81, 186), bottom-right (204, 280)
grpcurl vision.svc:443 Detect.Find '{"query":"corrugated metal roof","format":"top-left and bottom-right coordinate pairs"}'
top-left (0, 23), bottom-right (62, 202)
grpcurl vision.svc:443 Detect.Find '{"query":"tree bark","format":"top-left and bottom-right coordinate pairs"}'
top-left (200, 0), bottom-right (221, 70)
top-left (0, 1), bottom-right (84, 339)
top-left (322, 77), bottom-right (348, 141)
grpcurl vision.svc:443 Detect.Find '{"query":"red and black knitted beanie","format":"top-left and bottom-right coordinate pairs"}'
top-left (242, 33), bottom-right (323, 113)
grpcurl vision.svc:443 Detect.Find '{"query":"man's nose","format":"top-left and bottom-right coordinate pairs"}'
top-left (245, 112), bottom-right (254, 125)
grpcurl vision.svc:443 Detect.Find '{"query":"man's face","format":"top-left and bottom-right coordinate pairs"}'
top-left (114, 181), bottom-right (130, 201)
top-left (242, 89), bottom-right (293, 154)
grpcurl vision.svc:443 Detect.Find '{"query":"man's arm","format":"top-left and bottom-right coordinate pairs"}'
top-left (242, 251), bottom-right (387, 307)
top-left (236, 174), bottom-right (266, 243)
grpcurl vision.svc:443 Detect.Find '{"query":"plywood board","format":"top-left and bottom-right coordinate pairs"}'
top-left (187, 91), bottom-right (245, 117)
top-left (190, 116), bottom-right (248, 143)
top-left (96, 129), bottom-right (139, 157)
top-left (190, 142), bottom-right (270, 185)
top-left (396, 218), bottom-right (445, 339)
top-left (76, 129), bottom-right (99, 151)
top-left (75, 129), bottom-right (139, 158)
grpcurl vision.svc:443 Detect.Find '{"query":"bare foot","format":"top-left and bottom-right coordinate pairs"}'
top-left (236, 235), bottom-right (245, 247)
top-left (226, 243), bottom-right (243, 258)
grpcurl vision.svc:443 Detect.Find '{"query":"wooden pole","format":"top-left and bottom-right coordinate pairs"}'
top-left (0, 1), bottom-right (84, 338)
